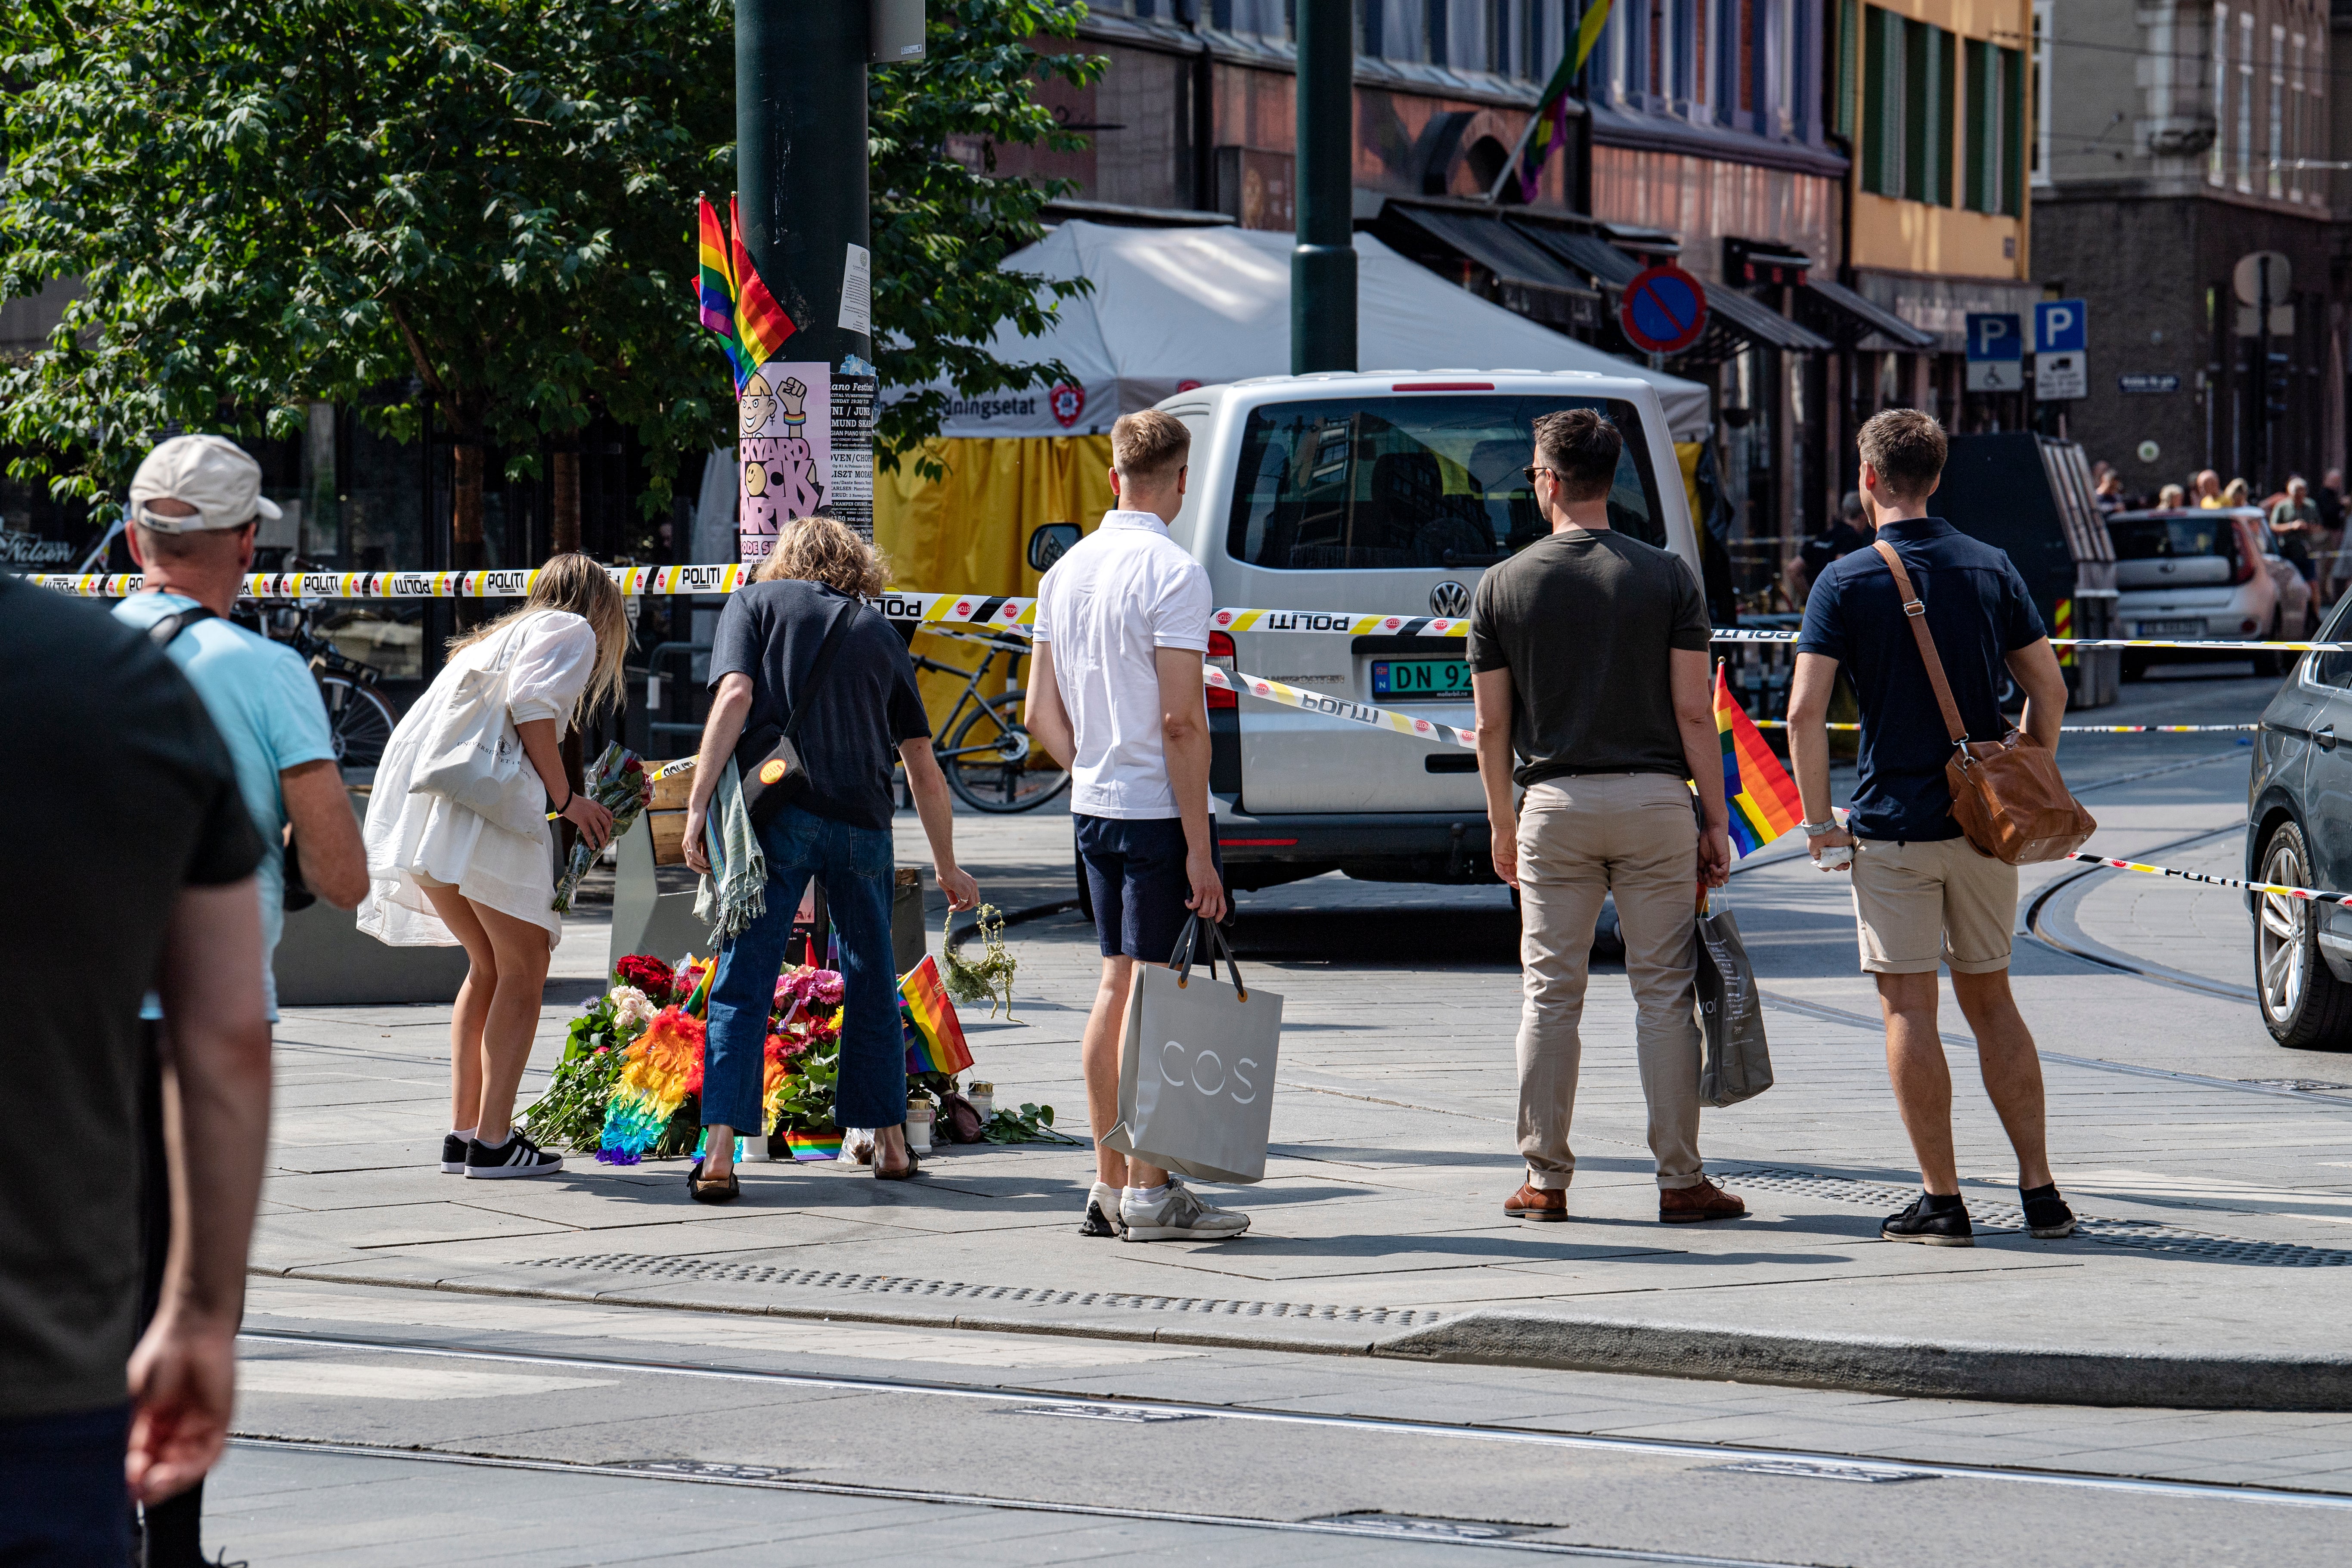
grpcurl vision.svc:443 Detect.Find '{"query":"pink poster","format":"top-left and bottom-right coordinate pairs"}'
top-left (738, 361), bottom-right (830, 565)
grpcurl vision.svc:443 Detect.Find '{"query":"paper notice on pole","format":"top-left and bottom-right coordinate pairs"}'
top-left (829, 371), bottom-right (877, 540)
top-left (737, 360), bottom-right (832, 565)
top-left (838, 244), bottom-right (872, 337)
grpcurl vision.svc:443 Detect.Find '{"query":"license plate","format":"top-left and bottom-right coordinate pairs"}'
top-left (2136, 618), bottom-right (2206, 638)
top-left (1371, 657), bottom-right (1472, 698)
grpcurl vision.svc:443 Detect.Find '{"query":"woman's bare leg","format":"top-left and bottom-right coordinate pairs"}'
top-left (462, 901), bottom-right (555, 1144)
top-left (420, 883), bottom-right (498, 1133)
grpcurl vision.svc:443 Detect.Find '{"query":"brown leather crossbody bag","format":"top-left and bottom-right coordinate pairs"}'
top-left (1872, 539), bottom-right (2096, 865)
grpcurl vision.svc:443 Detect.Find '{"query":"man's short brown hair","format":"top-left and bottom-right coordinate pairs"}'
top-left (1530, 408), bottom-right (1623, 503)
top-left (1110, 409), bottom-right (1190, 484)
top-left (1856, 409), bottom-right (1948, 501)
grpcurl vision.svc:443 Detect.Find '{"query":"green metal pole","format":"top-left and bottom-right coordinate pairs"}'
top-left (1292, 0), bottom-right (1356, 374)
top-left (737, 0), bottom-right (877, 547)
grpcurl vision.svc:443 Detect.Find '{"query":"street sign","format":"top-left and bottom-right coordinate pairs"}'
top-left (1966, 360), bottom-right (2023, 392)
top-left (1965, 312), bottom-right (2023, 361)
top-left (2137, 440), bottom-right (2162, 462)
top-left (1618, 264), bottom-right (1710, 355)
top-left (2033, 351), bottom-right (2086, 400)
top-left (2034, 299), bottom-right (2087, 353)
top-left (2119, 373), bottom-right (2181, 394)
top-left (2234, 251), bottom-right (2291, 307)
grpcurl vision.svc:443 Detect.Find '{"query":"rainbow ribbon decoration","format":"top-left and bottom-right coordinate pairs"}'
top-left (692, 195), bottom-right (795, 393)
top-left (1715, 664), bottom-right (1805, 858)
top-left (597, 1007), bottom-right (706, 1165)
top-left (899, 956), bottom-right (973, 1076)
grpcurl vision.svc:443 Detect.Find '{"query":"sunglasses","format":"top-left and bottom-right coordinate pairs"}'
top-left (1522, 465), bottom-right (1559, 486)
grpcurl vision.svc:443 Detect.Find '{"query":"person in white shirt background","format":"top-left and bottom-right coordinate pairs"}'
top-left (1024, 409), bottom-right (1250, 1244)
top-left (360, 556), bottom-right (626, 1180)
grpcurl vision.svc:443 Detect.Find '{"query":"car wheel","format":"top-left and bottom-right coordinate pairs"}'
top-left (2254, 821), bottom-right (2352, 1048)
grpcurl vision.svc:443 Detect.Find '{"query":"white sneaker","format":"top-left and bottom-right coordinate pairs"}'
top-left (1080, 1181), bottom-right (1128, 1239)
top-left (1119, 1177), bottom-right (1250, 1242)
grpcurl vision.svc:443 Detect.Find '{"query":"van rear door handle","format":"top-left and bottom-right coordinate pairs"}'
top-left (2319, 725), bottom-right (2338, 751)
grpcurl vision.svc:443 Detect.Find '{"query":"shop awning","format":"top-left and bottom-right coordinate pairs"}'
top-left (1378, 203), bottom-right (1603, 332)
top-left (1799, 276), bottom-right (1937, 349)
top-left (1512, 224), bottom-right (1831, 355)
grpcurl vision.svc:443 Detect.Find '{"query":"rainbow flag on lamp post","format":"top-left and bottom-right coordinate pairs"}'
top-left (693, 194), bottom-right (797, 394)
top-left (1714, 664), bottom-right (1806, 858)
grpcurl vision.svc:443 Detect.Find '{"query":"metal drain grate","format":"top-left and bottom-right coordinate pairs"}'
top-left (2238, 1078), bottom-right (2352, 1094)
top-left (509, 1253), bottom-right (1448, 1327)
top-left (1715, 1168), bottom-right (2352, 1267)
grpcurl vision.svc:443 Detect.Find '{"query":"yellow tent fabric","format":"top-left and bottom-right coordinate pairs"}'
top-left (874, 435), bottom-right (1115, 734)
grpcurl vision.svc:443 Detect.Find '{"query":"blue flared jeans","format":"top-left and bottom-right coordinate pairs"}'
top-left (702, 804), bottom-right (904, 1134)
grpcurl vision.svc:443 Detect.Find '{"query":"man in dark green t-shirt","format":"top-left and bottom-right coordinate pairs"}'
top-left (1467, 408), bottom-right (1742, 1227)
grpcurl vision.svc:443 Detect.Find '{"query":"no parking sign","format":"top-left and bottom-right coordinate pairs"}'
top-left (1619, 264), bottom-right (1710, 356)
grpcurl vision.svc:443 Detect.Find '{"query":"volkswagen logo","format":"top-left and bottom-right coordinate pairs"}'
top-left (1429, 580), bottom-right (1470, 618)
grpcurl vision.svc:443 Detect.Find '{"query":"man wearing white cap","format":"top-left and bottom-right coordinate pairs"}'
top-left (110, 434), bottom-right (367, 1565)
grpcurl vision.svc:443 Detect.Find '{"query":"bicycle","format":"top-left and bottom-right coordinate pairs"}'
top-left (907, 630), bottom-right (1070, 813)
top-left (260, 600), bottom-right (402, 769)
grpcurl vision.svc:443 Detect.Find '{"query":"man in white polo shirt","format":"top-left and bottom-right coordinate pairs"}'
top-left (1026, 409), bottom-right (1249, 1244)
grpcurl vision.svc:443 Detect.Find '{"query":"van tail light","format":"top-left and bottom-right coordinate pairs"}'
top-left (2232, 521), bottom-right (2259, 584)
top-left (1206, 630), bottom-right (1238, 710)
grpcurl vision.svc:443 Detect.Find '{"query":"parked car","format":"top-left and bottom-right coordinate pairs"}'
top-left (1134, 369), bottom-right (1704, 892)
top-left (2248, 592), bottom-right (2352, 1045)
top-left (2108, 507), bottom-right (2302, 677)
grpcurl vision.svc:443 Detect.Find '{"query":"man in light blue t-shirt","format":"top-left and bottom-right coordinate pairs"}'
top-left (112, 436), bottom-right (369, 1020)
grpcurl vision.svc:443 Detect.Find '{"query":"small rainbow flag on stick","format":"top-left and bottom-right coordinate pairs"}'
top-left (1714, 663), bottom-right (1806, 858)
top-left (899, 955), bottom-right (973, 1076)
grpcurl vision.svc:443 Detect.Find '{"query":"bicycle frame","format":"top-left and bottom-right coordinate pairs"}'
top-left (908, 635), bottom-right (1031, 762)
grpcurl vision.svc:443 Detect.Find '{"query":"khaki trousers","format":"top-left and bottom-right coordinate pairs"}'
top-left (1514, 773), bottom-right (1705, 1192)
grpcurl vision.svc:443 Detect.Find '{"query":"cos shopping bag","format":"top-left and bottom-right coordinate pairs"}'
top-left (1100, 917), bottom-right (1283, 1185)
top-left (1693, 899), bottom-right (1773, 1107)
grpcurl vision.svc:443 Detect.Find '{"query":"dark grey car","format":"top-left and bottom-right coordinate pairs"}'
top-left (2249, 593), bottom-right (2352, 1045)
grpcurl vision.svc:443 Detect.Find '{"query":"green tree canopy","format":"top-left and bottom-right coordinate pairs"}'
top-left (0, 0), bottom-right (1097, 536)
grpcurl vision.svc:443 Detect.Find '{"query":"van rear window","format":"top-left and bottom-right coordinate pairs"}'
top-left (2108, 515), bottom-right (2240, 567)
top-left (1225, 396), bottom-right (1664, 570)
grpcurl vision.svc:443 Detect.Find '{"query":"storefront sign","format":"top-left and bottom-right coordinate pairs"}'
top-left (2119, 373), bottom-right (2181, 395)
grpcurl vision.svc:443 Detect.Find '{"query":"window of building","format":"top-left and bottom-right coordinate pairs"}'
top-left (1835, 0), bottom-right (1859, 139)
top-left (2212, 4), bottom-right (2229, 188)
top-left (2270, 24), bottom-right (2286, 199)
top-left (1962, 37), bottom-right (2024, 216)
top-left (2239, 10), bottom-right (2255, 192)
top-left (2291, 32), bottom-right (2306, 203)
top-left (1864, 7), bottom-right (1954, 204)
top-left (2031, 0), bottom-right (2051, 187)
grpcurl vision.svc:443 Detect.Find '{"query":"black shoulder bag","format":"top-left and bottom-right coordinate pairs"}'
top-left (734, 598), bottom-right (862, 829)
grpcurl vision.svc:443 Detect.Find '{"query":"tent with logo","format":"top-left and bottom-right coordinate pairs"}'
top-left (872, 219), bottom-right (1714, 722)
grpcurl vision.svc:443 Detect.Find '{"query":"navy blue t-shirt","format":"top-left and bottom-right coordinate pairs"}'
top-left (1796, 518), bottom-right (2047, 841)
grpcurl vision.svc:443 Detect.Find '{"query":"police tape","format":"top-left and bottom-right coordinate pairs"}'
top-left (23, 568), bottom-right (2350, 654)
top-left (2064, 852), bottom-right (2349, 905)
top-left (1204, 665), bottom-right (1477, 751)
top-left (1752, 720), bottom-right (2259, 734)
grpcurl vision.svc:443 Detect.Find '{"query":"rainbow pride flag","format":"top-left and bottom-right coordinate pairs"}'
top-left (1715, 663), bottom-right (1805, 858)
top-left (695, 196), bottom-right (745, 387)
top-left (784, 1128), bottom-right (843, 1162)
top-left (676, 951), bottom-right (718, 1019)
top-left (899, 955), bottom-right (972, 1076)
top-left (728, 195), bottom-right (796, 374)
top-left (597, 1007), bottom-right (706, 1165)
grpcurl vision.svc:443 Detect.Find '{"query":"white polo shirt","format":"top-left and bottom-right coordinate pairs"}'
top-left (1033, 509), bottom-right (1213, 820)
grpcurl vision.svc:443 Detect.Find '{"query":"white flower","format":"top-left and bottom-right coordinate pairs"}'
top-left (608, 986), bottom-right (657, 1031)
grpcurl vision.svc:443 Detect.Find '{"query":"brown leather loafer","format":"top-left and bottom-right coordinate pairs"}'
top-left (1659, 1178), bottom-right (1747, 1223)
top-left (1503, 1183), bottom-right (1568, 1221)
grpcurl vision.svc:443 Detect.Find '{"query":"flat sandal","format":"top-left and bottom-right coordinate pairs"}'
top-left (874, 1149), bottom-right (921, 1182)
top-left (687, 1158), bottom-right (741, 1203)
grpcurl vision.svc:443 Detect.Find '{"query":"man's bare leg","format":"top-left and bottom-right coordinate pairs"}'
top-left (1950, 969), bottom-right (2054, 1190)
top-left (1877, 970), bottom-right (1960, 1195)
top-left (1082, 955), bottom-right (1165, 1188)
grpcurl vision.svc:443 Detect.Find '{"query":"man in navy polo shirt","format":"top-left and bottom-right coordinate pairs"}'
top-left (1787, 409), bottom-right (2078, 1249)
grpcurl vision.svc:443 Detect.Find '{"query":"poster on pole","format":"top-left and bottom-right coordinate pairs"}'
top-left (738, 361), bottom-right (831, 564)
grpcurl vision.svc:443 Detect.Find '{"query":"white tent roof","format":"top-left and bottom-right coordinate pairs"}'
top-left (915, 220), bottom-right (1715, 443)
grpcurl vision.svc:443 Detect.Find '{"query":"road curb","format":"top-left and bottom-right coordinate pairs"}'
top-left (1370, 1310), bottom-right (2352, 1411)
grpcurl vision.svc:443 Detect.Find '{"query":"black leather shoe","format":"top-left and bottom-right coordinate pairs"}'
top-left (1881, 1193), bottom-right (1973, 1246)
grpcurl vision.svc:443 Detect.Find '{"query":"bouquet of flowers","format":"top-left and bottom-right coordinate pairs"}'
top-left (550, 743), bottom-right (654, 915)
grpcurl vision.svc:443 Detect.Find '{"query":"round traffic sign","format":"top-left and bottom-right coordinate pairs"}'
top-left (1619, 264), bottom-right (1710, 355)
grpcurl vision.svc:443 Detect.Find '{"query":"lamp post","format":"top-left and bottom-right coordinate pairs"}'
top-left (1291, 0), bottom-right (1356, 374)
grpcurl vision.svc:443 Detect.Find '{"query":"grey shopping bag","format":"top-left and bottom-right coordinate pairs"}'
top-left (1693, 900), bottom-right (1773, 1107)
top-left (1101, 917), bottom-right (1284, 1184)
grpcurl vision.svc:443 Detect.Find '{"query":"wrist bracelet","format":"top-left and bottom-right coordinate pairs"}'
top-left (1800, 819), bottom-right (1838, 836)
top-left (554, 790), bottom-right (574, 814)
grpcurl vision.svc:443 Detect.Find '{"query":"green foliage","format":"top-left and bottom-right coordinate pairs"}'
top-left (770, 1035), bottom-right (840, 1133)
top-left (981, 1102), bottom-right (1071, 1144)
top-left (524, 994), bottom-right (635, 1152)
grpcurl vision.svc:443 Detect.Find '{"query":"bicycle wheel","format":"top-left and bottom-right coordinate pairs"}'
top-left (942, 692), bottom-right (1070, 813)
top-left (319, 674), bottom-right (398, 769)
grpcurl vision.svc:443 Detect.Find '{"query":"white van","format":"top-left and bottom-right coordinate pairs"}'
top-left (1144, 369), bottom-right (1706, 892)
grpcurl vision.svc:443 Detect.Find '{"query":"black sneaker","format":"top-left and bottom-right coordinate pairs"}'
top-left (464, 1130), bottom-right (563, 1179)
top-left (2020, 1183), bottom-right (2077, 1239)
top-left (440, 1134), bottom-right (470, 1174)
top-left (1079, 1181), bottom-right (1128, 1238)
top-left (1881, 1193), bottom-right (1974, 1247)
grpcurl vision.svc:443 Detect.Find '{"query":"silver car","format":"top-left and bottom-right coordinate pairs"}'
top-left (2109, 507), bottom-right (2303, 677)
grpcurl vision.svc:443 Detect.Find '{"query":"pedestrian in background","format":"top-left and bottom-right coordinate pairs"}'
top-left (2321, 469), bottom-right (2349, 606)
top-left (2272, 476), bottom-right (2322, 583)
top-left (682, 516), bottom-right (979, 1201)
top-left (2193, 469), bottom-right (2223, 507)
top-left (1025, 409), bottom-right (1251, 1243)
top-left (1787, 409), bottom-right (2076, 1248)
top-left (2092, 469), bottom-right (2125, 516)
top-left (1470, 408), bottom-right (1744, 1226)
top-left (2223, 477), bottom-right (2252, 508)
top-left (0, 575), bottom-right (272, 1568)
top-left (361, 556), bottom-right (627, 1179)
top-left (2157, 483), bottom-right (2187, 508)
top-left (109, 434), bottom-right (368, 1566)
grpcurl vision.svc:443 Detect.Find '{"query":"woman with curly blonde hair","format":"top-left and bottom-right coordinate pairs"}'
top-left (361, 552), bottom-right (629, 1178)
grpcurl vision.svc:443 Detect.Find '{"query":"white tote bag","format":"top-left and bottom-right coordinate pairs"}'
top-left (1101, 918), bottom-right (1283, 1185)
top-left (407, 618), bottom-right (543, 834)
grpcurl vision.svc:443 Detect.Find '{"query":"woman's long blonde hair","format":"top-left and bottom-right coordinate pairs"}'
top-left (448, 552), bottom-right (629, 721)
top-left (753, 514), bottom-right (889, 597)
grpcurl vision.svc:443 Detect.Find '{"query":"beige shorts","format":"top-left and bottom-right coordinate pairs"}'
top-left (1850, 836), bottom-right (2018, 975)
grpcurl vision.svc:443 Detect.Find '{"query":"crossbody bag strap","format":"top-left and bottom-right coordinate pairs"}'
top-left (1871, 539), bottom-right (1970, 750)
top-left (143, 603), bottom-right (217, 647)
top-left (780, 598), bottom-right (863, 741)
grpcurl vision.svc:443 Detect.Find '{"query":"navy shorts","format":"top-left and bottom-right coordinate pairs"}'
top-left (0, 1403), bottom-right (132, 1566)
top-left (1075, 814), bottom-right (1220, 961)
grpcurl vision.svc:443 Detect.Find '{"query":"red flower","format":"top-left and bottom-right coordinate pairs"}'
top-left (615, 954), bottom-right (675, 1005)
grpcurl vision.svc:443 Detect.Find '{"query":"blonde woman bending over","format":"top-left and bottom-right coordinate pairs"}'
top-left (361, 555), bottom-right (629, 1178)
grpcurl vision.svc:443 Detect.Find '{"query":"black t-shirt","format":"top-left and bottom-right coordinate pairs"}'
top-left (1801, 520), bottom-right (1869, 580)
top-left (1796, 518), bottom-right (2047, 841)
top-left (0, 576), bottom-right (263, 1421)
top-left (1466, 527), bottom-right (1714, 788)
top-left (707, 579), bottom-right (932, 831)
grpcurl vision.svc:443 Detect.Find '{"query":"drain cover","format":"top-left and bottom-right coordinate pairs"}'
top-left (611, 1460), bottom-right (796, 1482)
top-left (1302, 1513), bottom-right (1528, 1540)
top-left (1012, 1402), bottom-right (1207, 1424)
top-left (1706, 1458), bottom-right (1936, 1484)
top-left (2238, 1078), bottom-right (2352, 1094)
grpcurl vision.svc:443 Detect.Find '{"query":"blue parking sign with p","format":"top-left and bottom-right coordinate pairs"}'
top-left (2035, 299), bottom-right (2087, 353)
top-left (1967, 313), bottom-right (2023, 361)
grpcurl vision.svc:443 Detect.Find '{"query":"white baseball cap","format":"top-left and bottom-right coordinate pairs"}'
top-left (127, 434), bottom-right (283, 533)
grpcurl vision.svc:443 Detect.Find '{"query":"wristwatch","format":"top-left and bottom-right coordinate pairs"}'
top-left (1799, 819), bottom-right (1838, 836)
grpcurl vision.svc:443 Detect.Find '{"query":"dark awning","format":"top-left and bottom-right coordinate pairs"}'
top-left (1705, 285), bottom-right (1833, 353)
top-left (1378, 204), bottom-right (1603, 332)
top-left (1799, 276), bottom-right (1937, 349)
top-left (1523, 227), bottom-right (1644, 288)
top-left (1511, 224), bottom-right (1831, 354)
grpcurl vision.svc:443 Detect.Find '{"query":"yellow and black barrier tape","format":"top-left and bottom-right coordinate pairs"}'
top-left (2065, 852), bottom-right (2348, 905)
